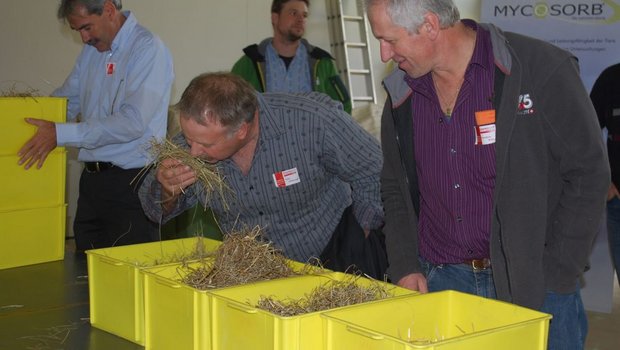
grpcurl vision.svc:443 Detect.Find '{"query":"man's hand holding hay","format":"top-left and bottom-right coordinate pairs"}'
top-left (156, 157), bottom-right (198, 213)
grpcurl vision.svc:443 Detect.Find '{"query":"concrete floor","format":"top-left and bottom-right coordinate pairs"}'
top-left (1, 240), bottom-right (619, 349)
top-left (585, 277), bottom-right (620, 350)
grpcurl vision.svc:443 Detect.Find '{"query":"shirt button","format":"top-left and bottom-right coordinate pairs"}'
top-left (249, 186), bottom-right (254, 190)
top-left (450, 148), bottom-right (456, 154)
top-left (259, 211), bottom-right (264, 216)
top-left (454, 183), bottom-right (460, 189)
top-left (456, 216), bottom-right (463, 222)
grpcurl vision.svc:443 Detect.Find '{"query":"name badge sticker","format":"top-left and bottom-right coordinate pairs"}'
top-left (475, 109), bottom-right (496, 125)
top-left (475, 124), bottom-right (496, 145)
top-left (106, 62), bottom-right (115, 75)
top-left (273, 167), bottom-right (300, 188)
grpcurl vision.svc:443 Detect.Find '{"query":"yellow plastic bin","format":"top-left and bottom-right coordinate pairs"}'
top-left (208, 272), bottom-right (416, 350)
top-left (0, 204), bottom-right (67, 269)
top-left (321, 290), bottom-right (552, 349)
top-left (142, 259), bottom-right (323, 350)
top-left (0, 150), bottom-right (66, 211)
top-left (0, 97), bottom-right (67, 154)
top-left (86, 237), bottom-right (221, 345)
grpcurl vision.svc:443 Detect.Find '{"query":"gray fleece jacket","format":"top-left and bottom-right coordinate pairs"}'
top-left (380, 22), bottom-right (610, 309)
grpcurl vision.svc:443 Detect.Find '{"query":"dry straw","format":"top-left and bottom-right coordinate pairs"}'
top-left (180, 226), bottom-right (301, 289)
top-left (256, 274), bottom-right (394, 316)
top-left (142, 138), bottom-right (232, 210)
top-left (0, 84), bottom-right (39, 98)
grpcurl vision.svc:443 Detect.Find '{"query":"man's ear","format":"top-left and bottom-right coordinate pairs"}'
top-left (422, 12), bottom-right (441, 39)
top-left (271, 12), bottom-right (279, 28)
top-left (102, 0), bottom-right (117, 18)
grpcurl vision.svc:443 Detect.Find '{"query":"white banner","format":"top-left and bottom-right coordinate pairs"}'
top-left (480, 0), bottom-right (620, 91)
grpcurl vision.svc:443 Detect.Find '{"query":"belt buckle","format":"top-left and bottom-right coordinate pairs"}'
top-left (470, 258), bottom-right (491, 270)
top-left (85, 162), bottom-right (101, 173)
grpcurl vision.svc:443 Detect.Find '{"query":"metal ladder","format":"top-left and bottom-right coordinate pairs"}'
top-left (326, 0), bottom-right (377, 108)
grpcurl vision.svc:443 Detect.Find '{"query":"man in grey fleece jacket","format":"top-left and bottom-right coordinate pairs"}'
top-left (366, 0), bottom-right (610, 349)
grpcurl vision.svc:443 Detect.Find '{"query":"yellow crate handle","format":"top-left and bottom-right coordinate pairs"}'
top-left (226, 301), bottom-right (258, 314)
top-left (346, 325), bottom-right (384, 340)
top-left (97, 255), bottom-right (124, 266)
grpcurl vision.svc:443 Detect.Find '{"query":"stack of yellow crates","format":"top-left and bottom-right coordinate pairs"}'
top-left (0, 97), bottom-right (67, 269)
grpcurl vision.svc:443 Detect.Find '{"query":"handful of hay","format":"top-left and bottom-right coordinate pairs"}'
top-left (146, 138), bottom-right (231, 209)
top-left (256, 275), bottom-right (393, 316)
top-left (180, 226), bottom-right (299, 289)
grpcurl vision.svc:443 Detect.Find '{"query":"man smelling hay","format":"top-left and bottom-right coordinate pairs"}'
top-left (143, 138), bottom-right (232, 210)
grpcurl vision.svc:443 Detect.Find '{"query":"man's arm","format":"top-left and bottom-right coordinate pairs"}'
top-left (541, 56), bottom-right (610, 288)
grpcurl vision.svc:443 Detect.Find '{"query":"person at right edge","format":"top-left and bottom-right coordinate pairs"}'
top-left (591, 63), bottom-right (620, 288)
top-left (365, 0), bottom-right (610, 349)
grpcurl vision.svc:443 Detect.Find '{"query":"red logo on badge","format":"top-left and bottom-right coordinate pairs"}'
top-left (106, 63), bottom-right (115, 75)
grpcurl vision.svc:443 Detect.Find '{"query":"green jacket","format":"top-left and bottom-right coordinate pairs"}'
top-left (231, 38), bottom-right (352, 114)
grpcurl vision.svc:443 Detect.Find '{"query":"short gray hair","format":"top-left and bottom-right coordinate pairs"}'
top-left (366, 0), bottom-right (459, 33)
top-left (57, 0), bottom-right (122, 19)
top-left (176, 72), bottom-right (258, 131)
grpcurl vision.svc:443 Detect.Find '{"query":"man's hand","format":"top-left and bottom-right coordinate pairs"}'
top-left (156, 158), bottom-right (197, 213)
top-left (397, 273), bottom-right (429, 293)
top-left (17, 118), bottom-right (57, 169)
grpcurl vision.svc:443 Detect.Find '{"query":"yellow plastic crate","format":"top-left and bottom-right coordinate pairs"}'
top-left (86, 237), bottom-right (221, 345)
top-left (0, 150), bottom-right (66, 211)
top-left (209, 272), bottom-right (416, 350)
top-left (0, 204), bottom-right (67, 269)
top-left (321, 290), bottom-right (552, 349)
top-left (0, 97), bottom-right (67, 154)
top-left (142, 259), bottom-right (323, 350)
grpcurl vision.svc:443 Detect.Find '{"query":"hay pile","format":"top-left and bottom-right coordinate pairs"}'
top-left (181, 226), bottom-right (299, 289)
top-left (256, 275), bottom-right (393, 316)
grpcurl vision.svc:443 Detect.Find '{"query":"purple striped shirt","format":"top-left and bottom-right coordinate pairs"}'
top-left (405, 20), bottom-right (496, 264)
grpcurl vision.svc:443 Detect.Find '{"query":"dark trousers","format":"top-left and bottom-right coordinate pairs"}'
top-left (73, 167), bottom-right (158, 253)
top-left (319, 206), bottom-right (388, 280)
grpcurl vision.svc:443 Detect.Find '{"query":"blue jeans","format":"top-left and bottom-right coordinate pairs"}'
top-left (540, 287), bottom-right (588, 350)
top-left (419, 257), bottom-right (587, 350)
top-left (607, 197), bottom-right (620, 284)
top-left (419, 257), bottom-right (496, 298)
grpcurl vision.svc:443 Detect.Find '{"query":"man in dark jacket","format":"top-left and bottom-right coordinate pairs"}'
top-left (231, 0), bottom-right (351, 113)
top-left (591, 63), bottom-right (620, 287)
top-left (366, 0), bottom-right (609, 349)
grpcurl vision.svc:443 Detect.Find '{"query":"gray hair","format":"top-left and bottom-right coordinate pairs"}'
top-left (365, 0), bottom-right (459, 33)
top-left (57, 0), bottom-right (122, 19)
top-left (176, 72), bottom-right (258, 131)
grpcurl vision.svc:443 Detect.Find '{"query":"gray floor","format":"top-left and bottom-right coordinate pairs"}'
top-left (0, 243), bottom-right (141, 350)
top-left (1, 241), bottom-right (618, 349)
top-left (585, 276), bottom-right (620, 350)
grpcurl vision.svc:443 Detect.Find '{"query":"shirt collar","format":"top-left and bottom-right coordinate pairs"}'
top-left (110, 11), bottom-right (137, 54)
top-left (256, 93), bottom-right (285, 141)
top-left (405, 19), bottom-right (493, 96)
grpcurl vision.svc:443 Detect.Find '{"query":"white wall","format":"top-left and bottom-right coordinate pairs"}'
top-left (0, 0), bottom-right (480, 236)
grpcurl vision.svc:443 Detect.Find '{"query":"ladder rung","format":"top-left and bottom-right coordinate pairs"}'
top-left (353, 96), bottom-right (375, 101)
top-left (342, 15), bottom-right (363, 21)
top-left (345, 42), bottom-right (367, 48)
top-left (348, 69), bottom-right (370, 74)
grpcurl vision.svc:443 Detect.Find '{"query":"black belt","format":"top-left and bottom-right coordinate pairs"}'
top-left (464, 258), bottom-right (491, 270)
top-left (84, 161), bottom-right (115, 173)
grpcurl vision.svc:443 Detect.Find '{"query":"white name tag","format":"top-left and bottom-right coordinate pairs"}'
top-left (474, 124), bottom-right (496, 145)
top-left (273, 167), bottom-right (300, 188)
